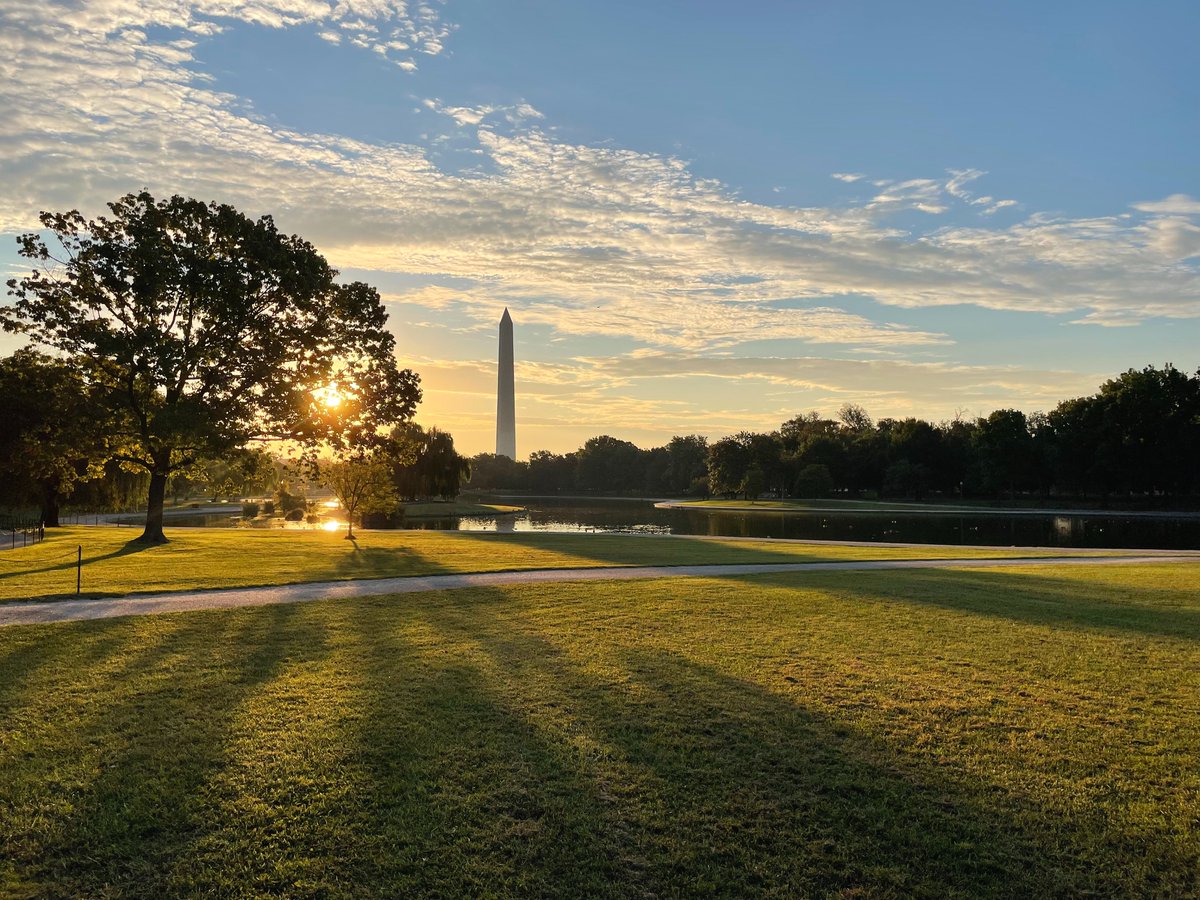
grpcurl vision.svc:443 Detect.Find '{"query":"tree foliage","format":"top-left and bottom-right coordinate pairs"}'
top-left (391, 425), bottom-right (471, 501)
top-left (576, 436), bottom-right (643, 494)
top-left (320, 453), bottom-right (397, 539)
top-left (3, 193), bottom-right (420, 542)
top-left (464, 364), bottom-right (1200, 507)
top-left (0, 348), bottom-right (110, 525)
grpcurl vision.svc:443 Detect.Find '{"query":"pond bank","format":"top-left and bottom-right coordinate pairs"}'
top-left (658, 499), bottom-right (1200, 519)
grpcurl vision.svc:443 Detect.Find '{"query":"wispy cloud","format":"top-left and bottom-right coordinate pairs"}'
top-left (583, 354), bottom-right (1101, 405)
top-left (1133, 194), bottom-right (1200, 216)
top-left (423, 97), bottom-right (545, 128)
top-left (945, 168), bottom-right (985, 199)
top-left (979, 198), bottom-right (1018, 215)
top-left (406, 350), bottom-right (1108, 452)
top-left (0, 0), bottom-right (1197, 363)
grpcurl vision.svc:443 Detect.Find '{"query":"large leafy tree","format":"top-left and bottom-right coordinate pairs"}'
top-left (0, 348), bottom-right (111, 526)
top-left (390, 425), bottom-right (472, 500)
top-left (1094, 364), bottom-right (1200, 498)
top-left (576, 435), bottom-right (643, 494)
top-left (664, 435), bottom-right (708, 495)
top-left (973, 409), bottom-right (1035, 499)
top-left (3, 192), bottom-right (420, 543)
top-left (706, 434), bottom-right (752, 498)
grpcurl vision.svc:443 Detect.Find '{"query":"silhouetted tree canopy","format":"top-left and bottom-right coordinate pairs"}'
top-left (391, 425), bottom-right (472, 501)
top-left (465, 364), bottom-right (1200, 507)
top-left (3, 192), bottom-right (420, 542)
top-left (0, 348), bottom-right (111, 525)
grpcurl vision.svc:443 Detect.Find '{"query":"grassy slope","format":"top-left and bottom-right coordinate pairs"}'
top-left (1, 562), bottom-right (1197, 896)
top-left (0, 527), bottom-right (1097, 603)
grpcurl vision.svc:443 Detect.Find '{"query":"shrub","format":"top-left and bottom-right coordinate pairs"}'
top-left (241, 501), bottom-right (260, 518)
top-left (273, 483), bottom-right (307, 515)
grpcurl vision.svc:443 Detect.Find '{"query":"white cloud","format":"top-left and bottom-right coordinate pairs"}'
top-left (1139, 216), bottom-right (1200, 261)
top-left (945, 168), bottom-right (985, 199)
top-left (980, 198), bottom-right (1018, 215)
top-left (423, 97), bottom-right (545, 128)
top-left (425, 99), bottom-right (498, 126)
top-left (863, 170), bottom-right (1018, 219)
top-left (831, 172), bottom-right (864, 182)
top-left (585, 353), bottom-right (1102, 406)
top-left (1133, 194), bottom-right (1200, 216)
top-left (0, 0), bottom-right (1197, 365)
top-left (867, 178), bottom-right (947, 214)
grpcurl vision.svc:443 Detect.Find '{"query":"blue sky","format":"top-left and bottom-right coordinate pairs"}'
top-left (1, 0), bottom-right (1197, 453)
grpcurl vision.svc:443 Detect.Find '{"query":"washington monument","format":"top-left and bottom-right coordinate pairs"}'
top-left (495, 307), bottom-right (516, 459)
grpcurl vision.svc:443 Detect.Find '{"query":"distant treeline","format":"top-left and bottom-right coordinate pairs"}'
top-left (469, 364), bottom-right (1200, 504)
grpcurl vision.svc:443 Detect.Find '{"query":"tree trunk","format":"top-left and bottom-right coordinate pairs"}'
top-left (139, 457), bottom-right (170, 544)
top-left (40, 486), bottom-right (61, 528)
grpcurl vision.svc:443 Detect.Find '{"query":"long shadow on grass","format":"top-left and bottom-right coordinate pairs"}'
top-left (0, 602), bottom-right (329, 896)
top-left (745, 566), bottom-right (1200, 642)
top-left (0, 537), bottom-right (153, 582)
top-left (429, 529), bottom-right (862, 570)
top-left (0, 625), bottom-right (134, 719)
top-left (352, 587), bottom-right (1117, 898)
top-left (330, 594), bottom-right (628, 895)
top-left (330, 540), bottom-right (454, 581)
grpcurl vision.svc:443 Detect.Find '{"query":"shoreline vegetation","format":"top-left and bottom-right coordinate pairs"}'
top-left (658, 498), bottom-right (1200, 518)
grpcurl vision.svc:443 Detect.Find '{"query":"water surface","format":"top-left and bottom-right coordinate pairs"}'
top-left (131, 497), bottom-right (1200, 549)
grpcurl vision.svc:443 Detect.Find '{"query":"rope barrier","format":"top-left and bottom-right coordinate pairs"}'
top-left (0, 522), bottom-right (46, 550)
top-left (0, 540), bottom-right (88, 595)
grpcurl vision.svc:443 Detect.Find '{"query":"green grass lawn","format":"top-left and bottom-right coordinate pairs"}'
top-left (0, 526), bottom-right (1102, 603)
top-left (1, 562), bottom-right (1197, 896)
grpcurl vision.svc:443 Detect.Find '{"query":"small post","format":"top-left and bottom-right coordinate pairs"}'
top-left (77, 545), bottom-right (82, 596)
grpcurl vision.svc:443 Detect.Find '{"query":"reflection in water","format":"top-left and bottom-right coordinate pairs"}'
top-left (149, 499), bottom-right (1200, 549)
top-left (404, 497), bottom-right (1200, 550)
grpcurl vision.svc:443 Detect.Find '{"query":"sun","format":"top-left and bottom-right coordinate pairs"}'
top-left (314, 382), bottom-right (344, 410)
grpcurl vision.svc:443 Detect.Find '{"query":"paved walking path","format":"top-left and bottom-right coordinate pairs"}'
top-left (2, 554), bottom-right (1198, 628)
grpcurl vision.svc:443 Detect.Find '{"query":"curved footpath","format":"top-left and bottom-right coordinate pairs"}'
top-left (3, 553), bottom-right (1199, 628)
